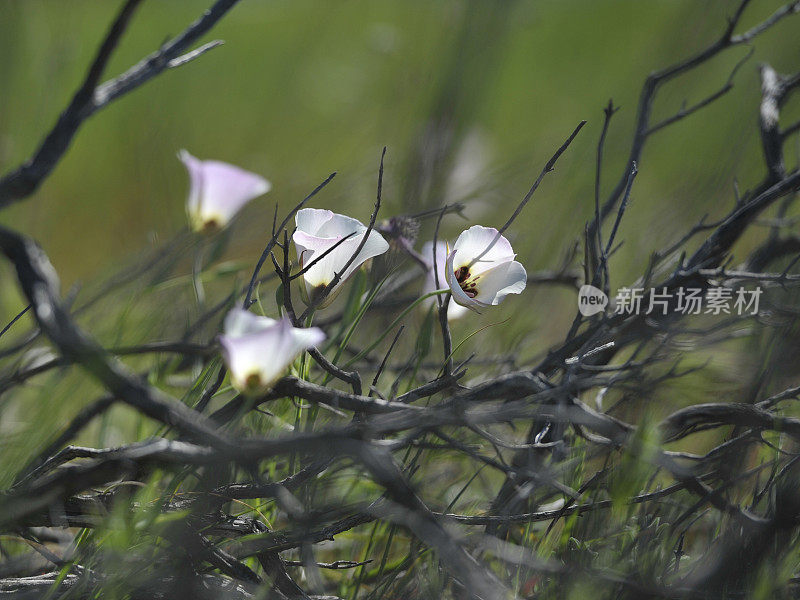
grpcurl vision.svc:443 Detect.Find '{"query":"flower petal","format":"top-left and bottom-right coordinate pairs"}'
top-left (452, 225), bottom-right (515, 274)
top-left (223, 308), bottom-right (278, 337)
top-left (306, 232), bottom-right (388, 304)
top-left (316, 212), bottom-right (371, 239)
top-left (422, 240), bottom-right (469, 320)
top-left (446, 298), bottom-right (471, 320)
top-left (292, 231), bottom-right (346, 288)
top-left (179, 150), bottom-right (204, 217)
top-left (275, 316), bottom-right (326, 358)
top-left (473, 260), bottom-right (527, 305)
top-left (446, 249), bottom-right (483, 312)
top-left (295, 208), bottom-right (334, 236)
top-left (343, 230), bottom-right (390, 279)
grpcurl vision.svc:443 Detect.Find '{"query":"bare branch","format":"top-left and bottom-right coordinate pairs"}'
top-left (0, 0), bottom-right (240, 207)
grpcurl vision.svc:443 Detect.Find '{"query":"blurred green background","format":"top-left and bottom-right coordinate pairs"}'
top-left (0, 0), bottom-right (799, 354)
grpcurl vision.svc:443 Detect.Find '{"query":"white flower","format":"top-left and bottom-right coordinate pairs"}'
top-left (293, 208), bottom-right (389, 308)
top-left (445, 225), bottom-right (527, 312)
top-left (179, 150), bottom-right (271, 232)
top-left (219, 309), bottom-right (324, 394)
top-left (421, 240), bottom-right (469, 321)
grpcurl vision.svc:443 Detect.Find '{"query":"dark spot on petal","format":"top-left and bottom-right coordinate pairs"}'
top-left (308, 284), bottom-right (328, 305)
top-left (453, 267), bottom-right (480, 299)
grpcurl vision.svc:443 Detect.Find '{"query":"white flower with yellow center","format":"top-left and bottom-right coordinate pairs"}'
top-left (179, 150), bottom-right (271, 233)
top-left (445, 225), bottom-right (527, 312)
top-left (219, 309), bottom-right (324, 394)
top-left (292, 208), bottom-right (389, 308)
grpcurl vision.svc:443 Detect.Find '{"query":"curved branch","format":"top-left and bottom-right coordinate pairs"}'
top-left (0, 0), bottom-right (239, 207)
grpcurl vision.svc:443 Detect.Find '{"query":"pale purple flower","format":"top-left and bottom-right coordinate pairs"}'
top-left (421, 240), bottom-right (469, 321)
top-left (219, 309), bottom-right (324, 394)
top-left (179, 150), bottom-right (271, 232)
top-left (445, 225), bottom-right (527, 312)
top-left (293, 208), bottom-right (389, 308)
